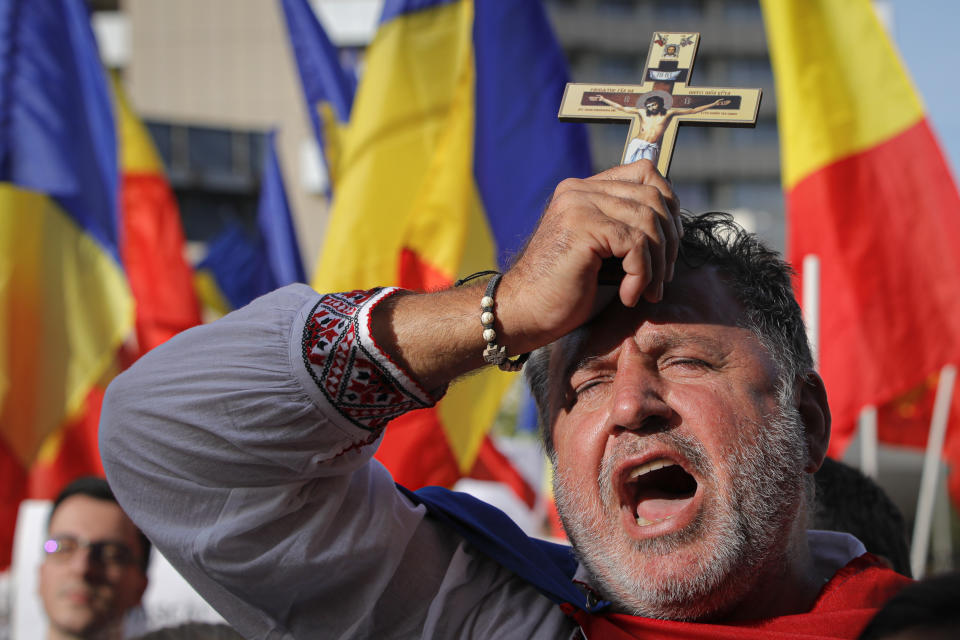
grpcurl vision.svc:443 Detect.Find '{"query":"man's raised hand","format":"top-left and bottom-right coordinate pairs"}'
top-left (498, 159), bottom-right (682, 352)
top-left (372, 160), bottom-right (681, 392)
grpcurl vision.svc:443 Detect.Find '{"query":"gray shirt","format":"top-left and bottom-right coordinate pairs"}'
top-left (100, 285), bottom-right (576, 639)
top-left (99, 285), bottom-right (865, 640)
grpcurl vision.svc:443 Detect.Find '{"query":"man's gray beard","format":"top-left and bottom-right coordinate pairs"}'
top-left (553, 399), bottom-right (808, 621)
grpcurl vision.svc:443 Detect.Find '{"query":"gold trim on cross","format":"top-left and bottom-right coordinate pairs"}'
top-left (558, 32), bottom-right (762, 177)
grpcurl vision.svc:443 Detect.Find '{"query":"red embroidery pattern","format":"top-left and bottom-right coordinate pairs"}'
top-left (302, 289), bottom-right (431, 432)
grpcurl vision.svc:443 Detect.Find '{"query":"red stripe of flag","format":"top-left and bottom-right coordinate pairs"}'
top-left (789, 118), bottom-right (960, 455)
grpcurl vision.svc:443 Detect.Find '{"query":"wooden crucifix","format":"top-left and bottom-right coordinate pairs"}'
top-left (559, 32), bottom-right (762, 176)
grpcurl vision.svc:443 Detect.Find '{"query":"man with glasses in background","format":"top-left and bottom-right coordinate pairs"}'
top-left (38, 477), bottom-right (149, 640)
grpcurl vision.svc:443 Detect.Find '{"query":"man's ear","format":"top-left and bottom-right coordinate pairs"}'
top-left (133, 571), bottom-right (148, 607)
top-left (796, 371), bottom-right (831, 473)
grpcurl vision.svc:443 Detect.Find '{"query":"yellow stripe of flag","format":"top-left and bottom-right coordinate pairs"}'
top-left (311, 0), bottom-right (509, 474)
top-left (762, 0), bottom-right (924, 189)
top-left (0, 187), bottom-right (133, 466)
top-left (114, 74), bottom-right (164, 174)
top-left (313, 0), bottom-right (479, 290)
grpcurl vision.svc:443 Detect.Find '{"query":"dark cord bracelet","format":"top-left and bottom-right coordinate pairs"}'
top-left (455, 271), bottom-right (530, 372)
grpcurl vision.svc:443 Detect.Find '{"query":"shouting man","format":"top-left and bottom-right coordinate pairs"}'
top-left (101, 161), bottom-right (908, 638)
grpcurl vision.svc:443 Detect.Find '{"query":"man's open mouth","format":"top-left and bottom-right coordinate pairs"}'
top-left (622, 458), bottom-right (698, 527)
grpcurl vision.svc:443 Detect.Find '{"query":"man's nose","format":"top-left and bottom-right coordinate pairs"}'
top-left (607, 342), bottom-right (674, 433)
top-left (67, 546), bottom-right (105, 579)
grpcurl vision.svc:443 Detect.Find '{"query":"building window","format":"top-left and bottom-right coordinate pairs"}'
top-left (598, 0), bottom-right (636, 16)
top-left (656, 0), bottom-right (704, 21)
top-left (723, 0), bottom-right (761, 21)
top-left (728, 119), bottom-right (779, 146)
top-left (725, 57), bottom-right (773, 87)
top-left (188, 127), bottom-right (233, 180)
top-left (594, 53), bottom-right (639, 83)
top-left (674, 124), bottom-right (710, 145)
top-left (145, 122), bottom-right (172, 168)
top-left (144, 121), bottom-right (267, 242)
top-left (730, 180), bottom-right (784, 213)
top-left (673, 182), bottom-right (710, 212)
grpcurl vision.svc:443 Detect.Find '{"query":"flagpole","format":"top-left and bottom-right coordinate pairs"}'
top-left (801, 255), bottom-right (820, 370)
top-left (931, 464), bottom-right (954, 572)
top-left (910, 363), bottom-right (957, 578)
top-left (857, 406), bottom-right (879, 479)
top-left (803, 253), bottom-right (881, 478)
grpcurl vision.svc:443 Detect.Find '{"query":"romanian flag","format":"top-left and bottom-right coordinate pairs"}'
top-left (0, 0), bottom-right (133, 566)
top-left (279, 0), bottom-right (355, 189)
top-left (25, 80), bottom-right (203, 503)
top-left (762, 0), bottom-right (960, 480)
top-left (114, 78), bottom-right (202, 355)
top-left (310, 0), bottom-right (591, 489)
top-left (195, 131), bottom-right (305, 313)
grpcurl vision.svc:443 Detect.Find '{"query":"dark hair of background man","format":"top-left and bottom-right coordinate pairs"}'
top-left (813, 457), bottom-right (911, 578)
top-left (50, 476), bottom-right (152, 573)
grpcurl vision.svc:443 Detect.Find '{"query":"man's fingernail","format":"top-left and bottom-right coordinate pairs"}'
top-left (676, 216), bottom-right (684, 238)
top-left (668, 264), bottom-right (675, 281)
top-left (657, 283), bottom-right (664, 301)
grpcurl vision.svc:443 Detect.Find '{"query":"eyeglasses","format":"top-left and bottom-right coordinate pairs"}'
top-left (43, 535), bottom-right (137, 567)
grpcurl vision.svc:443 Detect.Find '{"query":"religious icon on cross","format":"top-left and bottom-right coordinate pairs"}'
top-left (559, 32), bottom-right (762, 176)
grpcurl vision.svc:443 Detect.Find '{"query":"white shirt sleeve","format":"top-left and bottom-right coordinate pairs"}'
top-left (100, 284), bottom-right (574, 640)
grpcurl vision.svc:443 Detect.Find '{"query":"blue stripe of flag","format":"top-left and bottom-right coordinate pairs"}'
top-left (473, 0), bottom-right (592, 270)
top-left (198, 223), bottom-right (274, 310)
top-left (199, 130), bottom-right (303, 309)
top-left (279, 0), bottom-right (355, 144)
top-left (258, 131), bottom-right (306, 286)
top-left (379, 0), bottom-right (458, 25)
top-left (0, 0), bottom-right (119, 261)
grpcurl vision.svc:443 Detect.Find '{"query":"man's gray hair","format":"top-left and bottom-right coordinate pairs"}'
top-left (525, 212), bottom-right (814, 456)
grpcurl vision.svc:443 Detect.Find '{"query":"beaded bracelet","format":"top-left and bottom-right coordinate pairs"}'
top-left (454, 271), bottom-right (530, 372)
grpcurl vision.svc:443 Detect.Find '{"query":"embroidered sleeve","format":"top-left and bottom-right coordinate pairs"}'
top-left (301, 287), bottom-right (440, 433)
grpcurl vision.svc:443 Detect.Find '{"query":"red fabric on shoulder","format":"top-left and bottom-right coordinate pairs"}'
top-left (809, 554), bottom-right (911, 614)
top-left (570, 554), bottom-right (910, 639)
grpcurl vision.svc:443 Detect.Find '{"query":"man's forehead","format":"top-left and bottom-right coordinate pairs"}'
top-left (49, 495), bottom-right (134, 539)
top-left (554, 321), bottom-right (742, 388)
top-left (551, 266), bottom-right (746, 376)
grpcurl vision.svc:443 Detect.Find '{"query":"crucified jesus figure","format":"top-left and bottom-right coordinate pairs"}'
top-left (590, 94), bottom-right (731, 164)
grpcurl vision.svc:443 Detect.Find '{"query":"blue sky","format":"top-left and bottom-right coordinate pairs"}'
top-left (888, 0), bottom-right (960, 179)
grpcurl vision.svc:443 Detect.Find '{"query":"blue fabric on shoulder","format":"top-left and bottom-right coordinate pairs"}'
top-left (399, 485), bottom-right (610, 613)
